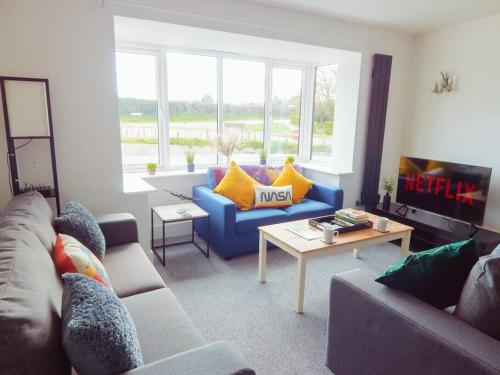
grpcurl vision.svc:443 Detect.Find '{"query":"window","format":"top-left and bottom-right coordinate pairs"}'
top-left (223, 59), bottom-right (265, 163)
top-left (311, 64), bottom-right (337, 162)
top-left (270, 67), bottom-right (303, 157)
top-left (116, 51), bottom-right (159, 166)
top-left (167, 52), bottom-right (218, 166)
top-left (116, 46), bottom-right (340, 170)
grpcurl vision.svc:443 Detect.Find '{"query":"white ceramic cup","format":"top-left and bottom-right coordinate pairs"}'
top-left (375, 217), bottom-right (391, 232)
top-left (323, 224), bottom-right (340, 244)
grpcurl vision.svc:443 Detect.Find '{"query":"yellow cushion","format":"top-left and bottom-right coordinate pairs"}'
top-left (213, 161), bottom-right (260, 210)
top-left (272, 163), bottom-right (313, 203)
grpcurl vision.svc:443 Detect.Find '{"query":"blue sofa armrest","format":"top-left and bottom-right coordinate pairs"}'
top-left (307, 182), bottom-right (343, 210)
top-left (193, 185), bottom-right (237, 251)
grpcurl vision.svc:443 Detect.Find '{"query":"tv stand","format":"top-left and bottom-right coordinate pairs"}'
top-left (395, 204), bottom-right (409, 217)
top-left (367, 203), bottom-right (500, 255)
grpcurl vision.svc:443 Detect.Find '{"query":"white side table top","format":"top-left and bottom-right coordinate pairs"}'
top-left (153, 203), bottom-right (208, 223)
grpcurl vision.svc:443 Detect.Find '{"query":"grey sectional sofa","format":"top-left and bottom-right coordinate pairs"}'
top-left (326, 269), bottom-right (500, 375)
top-left (0, 192), bottom-right (254, 375)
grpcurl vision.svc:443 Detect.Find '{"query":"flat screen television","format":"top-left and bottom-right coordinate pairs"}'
top-left (396, 156), bottom-right (492, 225)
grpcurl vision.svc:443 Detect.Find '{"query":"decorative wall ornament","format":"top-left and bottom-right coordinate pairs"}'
top-left (431, 72), bottom-right (455, 94)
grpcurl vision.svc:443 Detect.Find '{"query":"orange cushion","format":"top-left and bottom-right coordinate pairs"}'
top-left (213, 161), bottom-right (261, 210)
top-left (272, 162), bottom-right (313, 203)
top-left (53, 234), bottom-right (111, 288)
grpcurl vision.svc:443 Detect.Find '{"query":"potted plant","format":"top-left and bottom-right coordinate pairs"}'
top-left (216, 134), bottom-right (239, 165)
top-left (259, 149), bottom-right (267, 165)
top-left (146, 162), bottom-right (157, 176)
top-left (381, 177), bottom-right (395, 211)
top-left (186, 149), bottom-right (195, 172)
top-left (286, 155), bottom-right (295, 164)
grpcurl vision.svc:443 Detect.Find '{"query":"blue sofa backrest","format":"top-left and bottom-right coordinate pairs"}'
top-left (207, 164), bottom-right (303, 189)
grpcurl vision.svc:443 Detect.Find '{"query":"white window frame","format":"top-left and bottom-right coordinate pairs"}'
top-left (116, 47), bottom-right (163, 168)
top-left (267, 64), bottom-right (307, 161)
top-left (116, 42), bottom-right (338, 172)
top-left (309, 63), bottom-right (338, 165)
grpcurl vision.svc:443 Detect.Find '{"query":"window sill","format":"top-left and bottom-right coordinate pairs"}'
top-left (123, 174), bottom-right (157, 194)
top-left (300, 162), bottom-right (354, 176)
top-left (122, 163), bottom-right (353, 193)
top-left (122, 169), bottom-right (208, 194)
top-left (143, 168), bottom-right (208, 179)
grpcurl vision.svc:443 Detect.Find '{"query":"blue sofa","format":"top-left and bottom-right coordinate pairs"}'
top-left (193, 177), bottom-right (343, 259)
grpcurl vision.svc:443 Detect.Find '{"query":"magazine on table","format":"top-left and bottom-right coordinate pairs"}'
top-left (286, 224), bottom-right (323, 240)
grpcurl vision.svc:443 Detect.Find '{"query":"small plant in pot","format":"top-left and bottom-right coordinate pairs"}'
top-left (381, 177), bottom-right (395, 211)
top-left (146, 162), bottom-right (157, 176)
top-left (185, 149), bottom-right (195, 172)
top-left (259, 149), bottom-right (267, 165)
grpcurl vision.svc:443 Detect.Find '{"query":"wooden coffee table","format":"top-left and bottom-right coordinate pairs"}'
top-left (257, 213), bottom-right (413, 313)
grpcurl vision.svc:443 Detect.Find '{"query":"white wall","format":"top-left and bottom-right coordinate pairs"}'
top-left (0, 0), bottom-right (414, 243)
top-left (404, 14), bottom-right (500, 229)
top-left (0, 0), bottom-right (150, 246)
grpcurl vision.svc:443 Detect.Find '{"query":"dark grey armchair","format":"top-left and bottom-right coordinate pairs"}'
top-left (326, 269), bottom-right (500, 375)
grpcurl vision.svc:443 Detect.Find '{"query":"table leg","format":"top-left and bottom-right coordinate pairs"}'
top-left (162, 221), bottom-right (166, 266)
top-left (400, 231), bottom-right (411, 258)
top-left (353, 248), bottom-right (360, 258)
top-left (295, 256), bottom-right (307, 314)
top-left (206, 216), bottom-right (210, 258)
top-left (191, 220), bottom-right (194, 243)
top-left (258, 231), bottom-right (267, 283)
top-left (150, 208), bottom-right (154, 250)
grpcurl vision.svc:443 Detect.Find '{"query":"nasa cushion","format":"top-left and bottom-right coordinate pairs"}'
top-left (255, 185), bottom-right (293, 208)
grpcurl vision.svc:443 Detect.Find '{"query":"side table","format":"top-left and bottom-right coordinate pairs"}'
top-left (151, 203), bottom-right (209, 266)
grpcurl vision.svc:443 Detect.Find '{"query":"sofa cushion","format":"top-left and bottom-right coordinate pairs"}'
top-left (207, 164), bottom-right (302, 189)
top-left (102, 243), bottom-right (166, 298)
top-left (0, 191), bottom-right (56, 252)
top-left (62, 273), bottom-right (143, 375)
top-left (235, 208), bottom-right (289, 234)
top-left (0, 226), bottom-right (69, 375)
top-left (254, 185), bottom-right (292, 208)
top-left (213, 161), bottom-right (261, 211)
top-left (272, 162), bottom-right (313, 203)
top-left (55, 202), bottom-right (106, 260)
top-left (54, 234), bottom-right (111, 288)
top-left (454, 253), bottom-right (500, 339)
top-left (375, 239), bottom-right (478, 309)
top-left (280, 198), bottom-right (334, 220)
top-left (122, 288), bottom-right (205, 364)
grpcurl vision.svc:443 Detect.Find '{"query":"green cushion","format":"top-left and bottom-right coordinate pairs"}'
top-left (375, 239), bottom-right (478, 308)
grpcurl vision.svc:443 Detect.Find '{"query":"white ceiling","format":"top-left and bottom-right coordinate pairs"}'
top-left (250, 0), bottom-right (500, 34)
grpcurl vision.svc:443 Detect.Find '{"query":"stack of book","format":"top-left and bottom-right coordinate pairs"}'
top-left (335, 209), bottom-right (370, 227)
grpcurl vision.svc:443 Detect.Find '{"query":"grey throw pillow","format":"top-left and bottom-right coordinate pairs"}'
top-left (61, 273), bottom-right (143, 375)
top-left (492, 244), bottom-right (500, 256)
top-left (55, 202), bottom-right (106, 259)
top-left (453, 254), bottom-right (500, 339)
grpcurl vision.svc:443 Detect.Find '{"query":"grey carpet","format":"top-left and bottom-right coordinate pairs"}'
top-left (149, 237), bottom-right (401, 375)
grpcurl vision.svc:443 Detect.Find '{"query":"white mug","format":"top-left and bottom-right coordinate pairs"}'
top-left (323, 224), bottom-right (340, 244)
top-left (375, 217), bottom-right (391, 232)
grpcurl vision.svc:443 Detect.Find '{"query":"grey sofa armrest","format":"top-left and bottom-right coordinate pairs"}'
top-left (125, 342), bottom-right (255, 375)
top-left (95, 213), bottom-right (138, 247)
top-left (327, 269), bottom-right (500, 375)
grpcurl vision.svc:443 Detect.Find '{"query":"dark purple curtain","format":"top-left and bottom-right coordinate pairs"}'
top-left (361, 54), bottom-right (393, 208)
